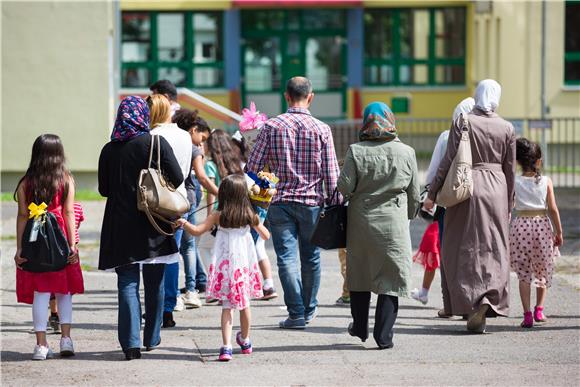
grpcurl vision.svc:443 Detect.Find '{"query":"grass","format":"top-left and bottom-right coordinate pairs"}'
top-left (1, 190), bottom-right (104, 202)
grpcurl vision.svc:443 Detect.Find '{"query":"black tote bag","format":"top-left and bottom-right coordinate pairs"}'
top-left (21, 212), bottom-right (70, 273)
top-left (310, 189), bottom-right (347, 250)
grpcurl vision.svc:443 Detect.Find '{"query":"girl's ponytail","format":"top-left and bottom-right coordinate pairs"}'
top-left (516, 137), bottom-right (542, 184)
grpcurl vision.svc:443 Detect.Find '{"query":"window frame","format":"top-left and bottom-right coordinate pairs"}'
top-left (121, 10), bottom-right (224, 89)
top-left (363, 7), bottom-right (466, 87)
top-left (564, 1), bottom-right (580, 86)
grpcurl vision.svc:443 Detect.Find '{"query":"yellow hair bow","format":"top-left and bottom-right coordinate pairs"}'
top-left (28, 202), bottom-right (48, 220)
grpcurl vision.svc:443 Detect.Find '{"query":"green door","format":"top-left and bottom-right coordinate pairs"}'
top-left (241, 9), bottom-right (347, 119)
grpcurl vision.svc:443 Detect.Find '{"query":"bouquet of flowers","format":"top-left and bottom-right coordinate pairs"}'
top-left (239, 101), bottom-right (267, 149)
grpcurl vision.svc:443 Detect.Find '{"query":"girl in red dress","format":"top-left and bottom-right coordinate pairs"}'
top-left (14, 134), bottom-right (84, 360)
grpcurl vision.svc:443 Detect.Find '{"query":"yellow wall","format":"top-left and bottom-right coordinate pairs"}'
top-left (121, 0), bottom-right (231, 11)
top-left (1, 1), bottom-right (113, 188)
top-left (360, 89), bottom-right (471, 121)
top-left (472, 1), bottom-right (579, 119)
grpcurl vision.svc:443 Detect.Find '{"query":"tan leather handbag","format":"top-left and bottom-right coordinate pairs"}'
top-left (436, 115), bottom-right (473, 207)
top-left (137, 135), bottom-right (190, 236)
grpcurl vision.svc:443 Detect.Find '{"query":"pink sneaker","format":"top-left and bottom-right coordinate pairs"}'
top-left (534, 306), bottom-right (547, 322)
top-left (218, 346), bottom-right (232, 361)
top-left (521, 311), bottom-right (533, 328)
top-left (236, 332), bottom-right (252, 354)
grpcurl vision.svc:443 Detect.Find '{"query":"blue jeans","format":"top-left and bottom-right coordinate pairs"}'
top-left (116, 263), bottom-right (165, 351)
top-left (267, 203), bottom-right (321, 319)
top-left (180, 206), bottom-right (206, 292)
top-left (251, 205), bottom-right (268, 243)
top-left (163, 228), bottom-right (183, 313)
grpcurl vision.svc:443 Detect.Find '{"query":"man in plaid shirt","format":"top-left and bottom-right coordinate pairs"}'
top-left (246, 77), bottom-right (340, 329)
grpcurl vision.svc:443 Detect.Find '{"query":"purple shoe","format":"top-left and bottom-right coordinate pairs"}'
top-left (236, 332), bottom-right (252, 354)
top-left (218, 346), bottom-right (232, 361)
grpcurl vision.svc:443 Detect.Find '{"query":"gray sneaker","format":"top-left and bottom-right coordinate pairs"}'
top-left (279, 317), bottom-right (306, 329)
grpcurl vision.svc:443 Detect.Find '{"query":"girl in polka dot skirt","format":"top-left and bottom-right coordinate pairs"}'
top-left (510, 138), bottom-right (563, 328)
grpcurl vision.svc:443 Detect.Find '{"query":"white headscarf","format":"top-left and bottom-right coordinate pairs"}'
top-left (452, 97), bottom-right (475, 121)
top-left (474, 79), bottom-right (501, 113)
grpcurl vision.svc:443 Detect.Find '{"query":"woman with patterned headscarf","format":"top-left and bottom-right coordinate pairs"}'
top-left (337, 102), bottom-right (420, 349)
top-left (98, 96), bottom-right (183, 360)
top-left (425, 79), bottom-right (516, 333)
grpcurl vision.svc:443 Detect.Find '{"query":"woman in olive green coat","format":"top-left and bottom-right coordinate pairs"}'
top-left (337, 102), bottom-right (420, 349)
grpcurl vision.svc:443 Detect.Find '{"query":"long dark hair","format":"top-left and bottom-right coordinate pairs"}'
top-left (14, 134), bottom-right (71, 203)
top-left (516, 137), bottom-right (542, 182)
top-left (206, 129), bottom-right (243, 179)
top-left (231, 134), bottom-right (250, 163)
top-left (217, 174), bottom-right (258, 229)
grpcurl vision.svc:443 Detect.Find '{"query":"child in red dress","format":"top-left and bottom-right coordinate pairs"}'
top-left (410, 215), bottom-right (441, 305)
top-left (14, 134), bottom-right (84, 360)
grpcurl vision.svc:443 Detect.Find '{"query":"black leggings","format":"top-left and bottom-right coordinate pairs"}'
top-left (350, 291), bottom-right (398, 348)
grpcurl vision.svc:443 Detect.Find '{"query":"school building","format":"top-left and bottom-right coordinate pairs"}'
top-left (2, 0), bottom-right (579, 190)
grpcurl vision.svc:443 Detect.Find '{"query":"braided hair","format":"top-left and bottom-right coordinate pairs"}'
top-left (516, 137), bottom-right (542, 183)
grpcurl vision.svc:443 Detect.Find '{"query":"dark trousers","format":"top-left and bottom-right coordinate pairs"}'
top-left (350, 291), bottom-right (398, 348)
top-left (436, 208), bottom-right (452, 314)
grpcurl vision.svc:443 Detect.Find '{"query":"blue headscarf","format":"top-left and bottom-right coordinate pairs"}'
top-left (359, 102), bottom-right (397, 142)
top-left (110, 96), bottom-right (150, 142)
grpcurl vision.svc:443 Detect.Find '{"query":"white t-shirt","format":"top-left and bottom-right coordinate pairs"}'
top-left (151, 123), bottom-right (193, 198)
top-left (515, 175), bottom-right (548, 211)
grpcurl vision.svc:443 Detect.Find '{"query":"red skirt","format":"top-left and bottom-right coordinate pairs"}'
top-left (412, 222), bottom-right (441, 271)
top-left (16, 262), bottom-right (84, 304)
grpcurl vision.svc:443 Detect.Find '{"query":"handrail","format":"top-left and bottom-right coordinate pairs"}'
top-left (177, 88), bottom-right (242, 124)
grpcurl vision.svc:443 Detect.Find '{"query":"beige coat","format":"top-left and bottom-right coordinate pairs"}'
top-left (428, 108), bottom-right (516, 317)
top-left (338, 139), bottom-right (420, 296)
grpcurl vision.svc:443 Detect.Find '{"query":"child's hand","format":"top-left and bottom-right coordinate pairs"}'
top-left (554, 233), bottom-right (563, 247)
top-left (14, 250), bottom-right (27, 269)
top-left (68, 249), bottom-right (79, 265)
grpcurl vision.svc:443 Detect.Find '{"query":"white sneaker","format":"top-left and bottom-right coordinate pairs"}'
top-left (182, 291), bottom-right (202, 309)
top-left (32, 345), bottom-right (54, 360)
top-left (410, 288), bottom-right (428, 305)
top-left (174, 296), bottom-right (185, 312)
top-left (60, 336), bottom-right (75, 357)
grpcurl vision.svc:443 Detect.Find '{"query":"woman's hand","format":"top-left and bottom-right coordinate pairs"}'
top-left (14, 250), bottom-right (27, 269)
top-left (175, 218), bottom-right (187, 228)
top-left (423, 198), bottom-right (435, 211)
top-left (554, 232), bottom-right (563, 247)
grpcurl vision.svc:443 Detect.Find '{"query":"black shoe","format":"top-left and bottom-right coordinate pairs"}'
top-left (124, 348), bottom-right (141, 360)
top-left (347, 322), bottom-right (368, 343)
top-left (377, 343), bottom-right (394, 350)
top-left (162, 312), bottom-right (175, 328)
top-left (145, 338), bottom-right (161, 352)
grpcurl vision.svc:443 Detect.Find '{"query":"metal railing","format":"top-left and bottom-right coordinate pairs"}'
top-left (330, 118), bottom-right (580, 188)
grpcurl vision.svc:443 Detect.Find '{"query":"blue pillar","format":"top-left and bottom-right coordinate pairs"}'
top-left (224, 9), bottom-right (241, 91)
top-left (347, 8), bottom-right (363, 88)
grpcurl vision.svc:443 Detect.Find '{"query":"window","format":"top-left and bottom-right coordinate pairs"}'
top-left (364, 7), bottom-right (466, 86)
top-left (565, 1), bottom-right (580, 85)
top-left (121, 11), bottom-right (223, 88)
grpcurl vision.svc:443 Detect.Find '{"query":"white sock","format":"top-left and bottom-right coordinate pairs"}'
top-left (263, 278), bottom-right (274, 290)
top-left (242, 336), bottom-right (250, 344)
top-left (421, 288), bottom-right (429, 297)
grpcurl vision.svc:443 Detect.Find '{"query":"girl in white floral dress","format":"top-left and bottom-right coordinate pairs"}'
top-left (177, 174), bottom-right (269, 361)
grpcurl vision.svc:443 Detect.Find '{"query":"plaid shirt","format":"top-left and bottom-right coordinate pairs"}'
top-left (246, 107), bottom-right (340, 206)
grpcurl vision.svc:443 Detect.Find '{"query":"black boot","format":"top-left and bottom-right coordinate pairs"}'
top-left (162, 312), bottom-right (175, 328)
top-left (124, 347), bottom-right (141, 360)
